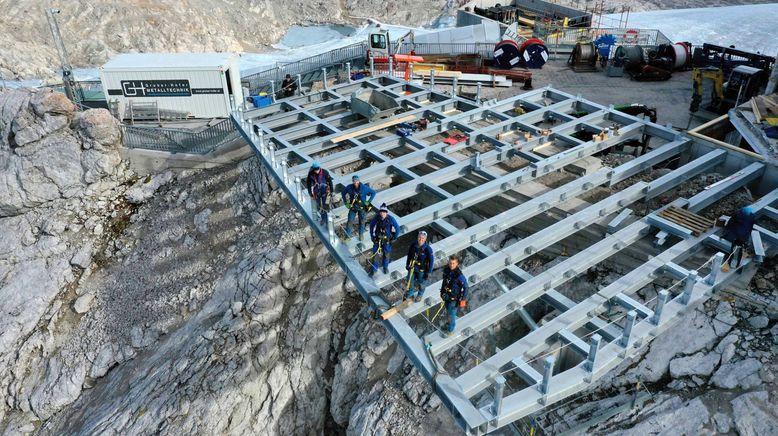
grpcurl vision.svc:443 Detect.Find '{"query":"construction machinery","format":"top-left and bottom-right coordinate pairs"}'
top-left (367, 30), bottom-right (415, 61)
top-left (690, 65), bottom-right (765, 114)
top-left (568, 41), bottom-right (598, 72)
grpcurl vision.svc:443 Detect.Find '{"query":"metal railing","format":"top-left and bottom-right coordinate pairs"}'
top-left (243, 41), bottom-right (368, 94)
top-left (542, 27), bottom-right (672, 55)
top-left (121, 117), bottom-right (241, 154)
top-left (396, 42), bottom-right (496, 59)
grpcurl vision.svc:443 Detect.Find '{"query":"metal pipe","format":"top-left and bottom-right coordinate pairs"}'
top-left (346, 62), bottom-right (352, 83)
top-left (476, 82), bottom-right (482, 103)
top-left (651, 289), bottom-right (669, 325)
top-left (452, 77), bottom-right (458, 96)
top-left (370, 56), bottom-right (375, 77)
top-left (388, 57), bottom-right (394, 77)
top-left (259, 132), bottom-right (266, 154)
top-left (706, 252), bottom-right (724, 285)
top-left (322, 67), bottom-right (328, 89)
top-left (270, 81), bottom-right (276, 103)
top-left (409, 63), bottom-right (414, 81)
top-left (681, 271), bottom-right (698, 304)
top-left (269, 144), bottom-right (276, 168)
top-left (430, 69), bottom-right (435, 89)
top-left (296, 74), bottom-right (302, 95)
top-left (584, 334), bottom-right (601, 372)
top-left (621, 310), bottom-right (637, 347)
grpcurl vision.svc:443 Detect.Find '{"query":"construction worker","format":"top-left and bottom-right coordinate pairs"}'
top-left (368, 203), bottom-right (400, 276)
top-left (281, 74), bottom-right (297, 98)
top-left (723, 206), bottom-right (756, 269)
top-left (405, 230), bottom-right (434, 302)
top-left (340, 175), bottom-right (376, 241)
top-left (440, 255), bottom-right (468, 337)
top-left (306, 162), bottom-right (333, 225)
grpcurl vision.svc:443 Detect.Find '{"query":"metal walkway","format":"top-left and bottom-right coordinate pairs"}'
top-left (232, 77), bottom-right (778, 434)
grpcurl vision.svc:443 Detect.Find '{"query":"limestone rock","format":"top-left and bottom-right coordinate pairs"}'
top-left (609, 396), bottom-right (709, 436)
top-left (713, 412), bottom-right (732, 433)
top-left (76, 109), bottom-right (120, 148)
top-left (712, 301), bottom-right (737, 337)
top-left (70, 242), bottom-right (94, 269)
top-left (669, 351), bottom-right (720, 378)
top-left (731, 391), bottom-right (778, 436)
top-left (194, 208), bottom-right (212, 233)
top-left (125, 171), bottom-right (174, 205)
top-left (74, 292), bottom-right (95, 314)
top-left (748, 315), bottom-right (769, 329)
top-left (710, 358), bottom-right (763, 389)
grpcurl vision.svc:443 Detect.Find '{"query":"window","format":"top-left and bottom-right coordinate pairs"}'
top-left (370, 34), bottom-right (387, 50)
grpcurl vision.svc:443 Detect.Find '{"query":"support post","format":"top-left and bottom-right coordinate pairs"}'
top-left (491, 375), bottom-right (505, 419)
top-left (767, 50), bottom-right (778, 95)
top-left (430, 69), bottom-right (435, 89)
top-left (651, 289), bottom-right (669, 325)
top-left (452, 76), bottom-right (458, 96)
top-left (473, 152), bottom-right (481, 169)
top-left (327, 214), bottom-right (336, 244)
top-left (258, 132), bottom-right (266, 154)
top-left (269, 144), bottom-right (276, 168)
top-left (621, 310), bottom-right (637, 347)
top-left (270, 81), bottom-right (276, 103)
top-left (281, 160), bottom-right (289, 185)
top-left (681, 271), bottom-right (698, 304)
top-left (322, 68), bottom-right (328, 89)
top-left (706, 252), bottom-right (724, 285)
top-left (346, 62), bottom-right (352, 83)
top-left (296, 74), bottom-right (302, 95)
top-left (476, 82), bottom-right (482, 103)
top-left (388, 57), bottom-right (394, 77)
top-left (409, 63), bottom-right (414, 81)
top-left (295, 177), bottom-right (303, 203)
top-left (370, 57), bottom-right (375, 77)
top-left (540, 356), bottom-right (555, 395)
top-left (584, 334), bottom-right (601, 372)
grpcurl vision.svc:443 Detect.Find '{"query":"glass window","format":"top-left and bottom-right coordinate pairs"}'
top-left (370, 34), bottom-right (387, 50)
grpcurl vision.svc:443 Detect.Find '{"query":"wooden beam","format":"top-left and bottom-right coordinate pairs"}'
top-left (381, 299), bottom-right (414, 320)
top-left (331, 114), bottom-right (417, 144)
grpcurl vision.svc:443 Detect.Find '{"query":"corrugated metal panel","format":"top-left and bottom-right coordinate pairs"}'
top-left (100, 69), bottom-right (232, 119)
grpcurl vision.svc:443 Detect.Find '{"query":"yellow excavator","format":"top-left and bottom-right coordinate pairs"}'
top-left (690, 65), bottom-right (765, 114)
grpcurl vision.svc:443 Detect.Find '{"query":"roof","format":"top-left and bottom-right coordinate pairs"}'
top-left (102, 53), bottom-right (237, 71)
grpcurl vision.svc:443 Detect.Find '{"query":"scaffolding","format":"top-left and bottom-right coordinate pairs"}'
top-left (233, 76), bottom-right (778, 434)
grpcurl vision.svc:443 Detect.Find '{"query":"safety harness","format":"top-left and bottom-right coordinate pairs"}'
top-left (441, 268), bottom-right (464, 302)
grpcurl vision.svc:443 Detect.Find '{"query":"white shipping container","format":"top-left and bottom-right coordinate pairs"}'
top-left (100, 53), bottom-right (243, 119)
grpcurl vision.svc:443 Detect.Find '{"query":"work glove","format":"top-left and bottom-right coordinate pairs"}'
top-left (459, 300), bottom-right (467, 309)
top-left (345, 203), bottom-right (352, 209)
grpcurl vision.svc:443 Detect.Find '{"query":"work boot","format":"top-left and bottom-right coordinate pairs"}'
top-left (383, 266), bottom-right (389, 274)
top-left (368, 269), bottom-right (375, 277)
top-left (358, 232), bottom-right (364, 241)
top-left (441, 330), bottom-right (454, 338)
top-left (414, 294), bottom-right (423, 303)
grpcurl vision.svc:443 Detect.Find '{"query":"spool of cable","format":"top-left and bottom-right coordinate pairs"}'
top-left (671, 42), bottom-right (690, 69)
top-left (615, 45), bottom-right (644, 68)
top-left (595, 34), bottom-right (617, 59)
top-left (519, 38), bottom-right (549, 69)
top-left (493, 40), bottom-right (521, 69)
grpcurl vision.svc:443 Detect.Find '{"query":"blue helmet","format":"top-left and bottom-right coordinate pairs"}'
top-left (743, 206), bottom-right (754, 215)
top-left (352, 175), bottom-right (360, 182)
top-left (311, 161), bottom-right (321, 170)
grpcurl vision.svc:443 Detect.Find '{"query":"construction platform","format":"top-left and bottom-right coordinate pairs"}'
top-left (232, 76), bottom-right (778, 434)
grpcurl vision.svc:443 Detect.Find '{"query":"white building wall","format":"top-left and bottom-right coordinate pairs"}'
top-left (100, 68), bottom-right (232, 118)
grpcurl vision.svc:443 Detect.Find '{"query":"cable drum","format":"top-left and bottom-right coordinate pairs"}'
top-left (574, 43), bottom-right (595, 62)
top-left (615, 45), bottom-right (644, 67)
top-left (519, 38), bottom-right (549, 69)
top-left (672, 42), bottom-right (690, 69)
top-left (493, 40), bottom-right (521, 69)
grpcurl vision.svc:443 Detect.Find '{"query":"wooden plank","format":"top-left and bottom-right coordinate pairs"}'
top-left (331, 114), bottom-right (416, 144)
top-left (751, 97), bottom-right (763, 123)
top-left (518, 17), bottom-right (535, 27)
top-left (380, 299), bottom-right (414, 320)
top-left (659, 211), bottom-right (709, 233)
top-left (662, 207), bottom-right (713, 228)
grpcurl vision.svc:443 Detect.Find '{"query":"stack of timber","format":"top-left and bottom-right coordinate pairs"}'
top-left (751, 94), bottom-right (778, 125)
top-left (659, 205), bottom-right (713, 236)
top-left (452, 65), bottom-right (532, 82)
top-left (414, 70), bottom-right (513, 87)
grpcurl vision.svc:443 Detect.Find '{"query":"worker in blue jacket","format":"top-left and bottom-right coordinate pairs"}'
top-left (340, 175), bottom-right (376, 241)
top-left (440, 255), bottom-right (469, 337)
top-left (723, 206), bottom-right (756, 269)
top-left (368, 203), bottom-right (400, 276)
top-left (405, 230), bottom-right (434, 302)
top-left (306, 162), bottom-right (333, 225)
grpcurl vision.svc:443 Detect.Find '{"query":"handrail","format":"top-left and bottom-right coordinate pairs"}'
top-left (121, 118), bottom-right (241, 154)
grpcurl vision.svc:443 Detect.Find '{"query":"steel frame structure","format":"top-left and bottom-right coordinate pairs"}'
top-left (232, 76), bottom-right (778, 434)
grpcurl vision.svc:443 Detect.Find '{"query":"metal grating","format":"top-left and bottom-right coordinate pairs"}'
top-left (232, 77), bottom-right (778, 434)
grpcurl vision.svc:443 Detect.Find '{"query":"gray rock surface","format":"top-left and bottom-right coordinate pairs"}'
top-left (710, 358), bottom-right (763, 389)
top-left (125, 171), bottom-right (174, 204)
top-left (731, 391), bottom-right (778, 436)
top-left (608, 396), bottom-right (710, 436)
top-left (669, 351), bottom-right (720, 378)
